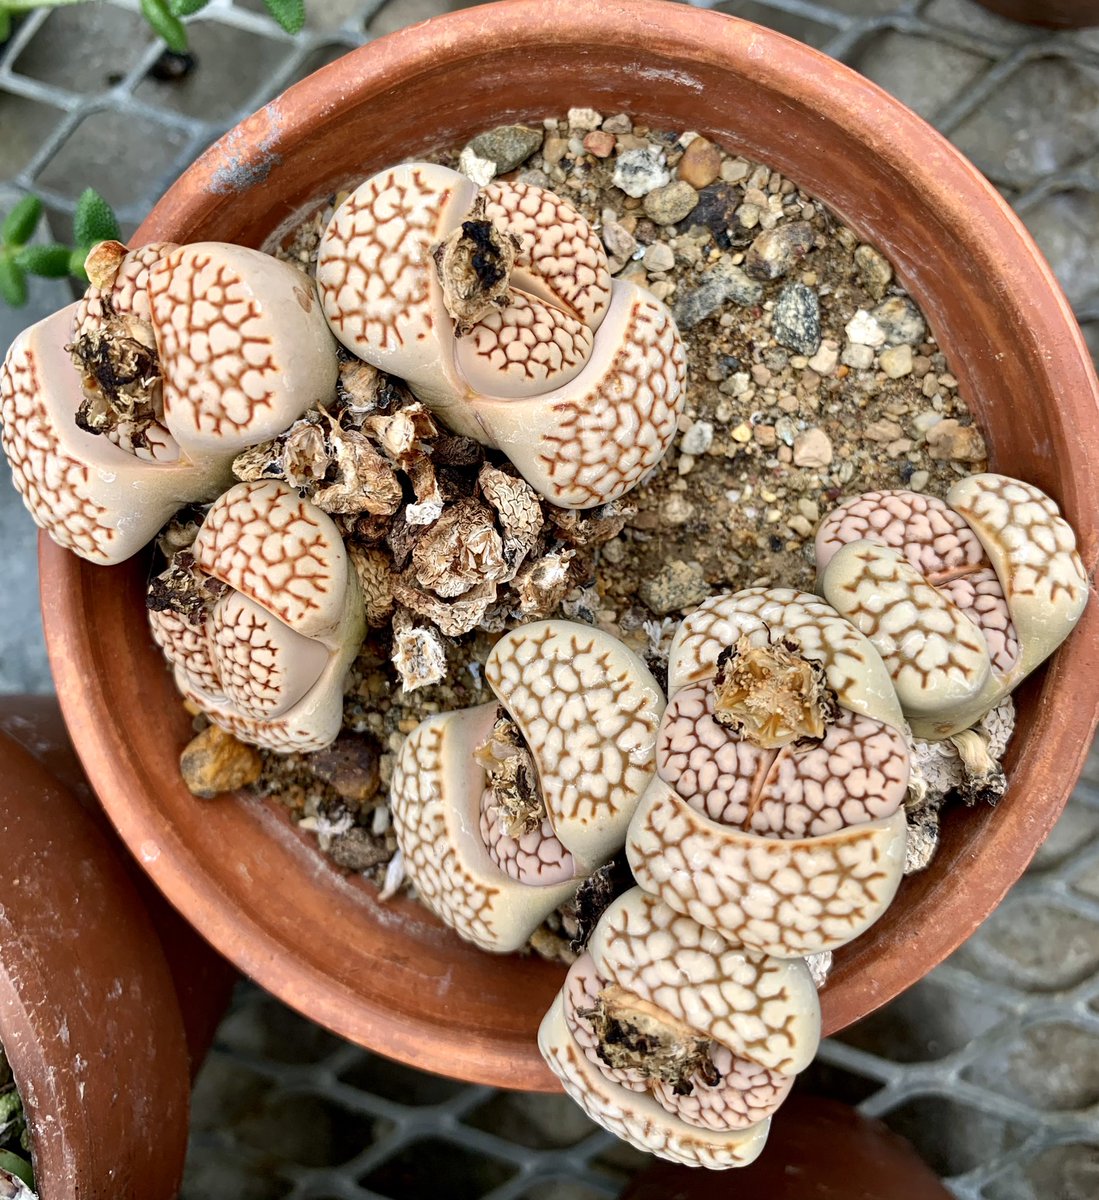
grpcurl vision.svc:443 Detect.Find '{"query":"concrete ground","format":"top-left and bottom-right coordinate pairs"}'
top-left (2, 2), bottom-right (1099, 1197)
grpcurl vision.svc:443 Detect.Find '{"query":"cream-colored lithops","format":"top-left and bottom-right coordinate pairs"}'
top-left (316, 163), bottom-right (685, 508)
top-left (539, 888), bottom-right (819, 1168)
top-left (390, 622), bottom-right (665, 952)
top-left (1, 241), bottom-right (337, 564)
top-left (148, 480), bottom-right (363, 753)
top-left (626, 589), bottom-right (909, 957)
top-left (817, 476), bottom-right (1088, 738)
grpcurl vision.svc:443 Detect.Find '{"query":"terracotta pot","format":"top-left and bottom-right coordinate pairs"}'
top-left (972, 0), bottom-right (1099, 27)
top-left (0, 696), bottom-right (237, 1078)
top-left (38, 0), bottom-right (1099, 1091)
top-left (0, 720), bottom-right (193, 1199)
top-left (621, 1093), bottom-right (952, 1199)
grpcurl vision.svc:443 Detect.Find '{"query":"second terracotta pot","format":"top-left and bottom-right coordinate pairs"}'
top-left (39, 0), bottom-right (1099, 1090)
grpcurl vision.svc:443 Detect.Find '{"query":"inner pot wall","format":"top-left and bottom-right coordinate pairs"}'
top-left (39, 0), bottom-right (1099, 1092)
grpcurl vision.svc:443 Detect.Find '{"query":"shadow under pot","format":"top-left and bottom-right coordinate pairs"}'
top-left (35, 0), bottom-right (1099, 1091)
top-left (0, 701), bottom-right (234, 1199)
top-left (971, 0), bottom-right (1099, 26)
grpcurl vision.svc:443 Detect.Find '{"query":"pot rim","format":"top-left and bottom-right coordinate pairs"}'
top-left (39, 0), bottom-right (1099, 1088)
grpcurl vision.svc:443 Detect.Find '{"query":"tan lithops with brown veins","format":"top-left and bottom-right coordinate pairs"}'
top-left (817, 476), bottom-right (1088, 738)
top-left (538, 888), bottom-right (819, 1168)
top-left (390, 622), bottom-right (665, 952)
top-left (1, 241), bottom-right (337, 564)
top-left (149, 481), bottom-right (364, 753)
top-left (627, 589), bottom-right (909, 957)
top-left (316, 163), bottom-right (685, 508)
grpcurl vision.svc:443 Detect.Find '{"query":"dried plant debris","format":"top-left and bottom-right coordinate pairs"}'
top-left (232, 114), bottom-right (988, 936)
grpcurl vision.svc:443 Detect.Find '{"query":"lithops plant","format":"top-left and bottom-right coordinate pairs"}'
top-left (316, 163), bottom-right (686, 508)
top-left (539, 887), bottom-right (820, 1168)
top-left (0, 240), bottom-right (337, 564)
top-left (816, 475), bottom-right (1089, 740)
top-left (627, 588), bottom-right (910, 958)
top-left (390, 621), bottom-right (665, 952)
top-left (148, 480), bottom-right (364, 753)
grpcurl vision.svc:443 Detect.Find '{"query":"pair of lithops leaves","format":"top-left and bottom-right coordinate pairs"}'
top-left (316, 163), bottom-right (686, 510)
top-left (816, 474), bottom-right (1089, 739)
top-left (390, 620), bottom-right (665, 952)
top-left (148, 479), bottom-right (364, 754)
top-left (0, 239), bottom-right (337, 565)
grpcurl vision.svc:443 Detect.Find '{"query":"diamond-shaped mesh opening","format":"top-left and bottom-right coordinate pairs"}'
top-left (360, 1137), bottom-right (517, 1199)
top-left (337, 1051), bottom-right (469, 1105)
top-left (882, 1095), bottom-right (1029, 1177)
top-left (217, 993), bottom-right (347, 1065)
top-left (11, 4), bottom-right (152, 93)
top-left (714, 2), bottom-right (837, 49)
top-left (1017, 188), bottom-right (1099, 311)
top-left (33, 108), bottom-right (192, 211)
top-left (463, 1091), bottom-right (599, 1150)
top-left (950, 897), bottom-right (1099, 992)
top-left (836, 975), bottom-right (1006, 1063)
top-left (951, 55), bottom-right (1099, 186)
top-left (133, 20), bottom-right (291, 120)
top-left (965, 1023), bottom-right (1099, 1111)
top-left (983, 1142), bottom-right (1099, 1200)
top-left (852, 31), bottom-right (991, 120)
top-left (0, 93), bottom-right (65, 177)
top-left (793, 1063), bottom-right (883, 1107)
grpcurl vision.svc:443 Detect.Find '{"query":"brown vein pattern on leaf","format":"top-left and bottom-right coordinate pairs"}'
top-left (0, 336), bottom-right (116, 561)
top-left (485, 624), bottom-right (662, 827)
top-left (390, 718), bottom-right (502, 950)
top-left (317, 166), bottom-right (448, 350)
top-left (149, 248), bottom-right (278, 438)
top-left (535, 295), bottom-right (685, 507)
top-left (627, 782), bottom-right (906, 958)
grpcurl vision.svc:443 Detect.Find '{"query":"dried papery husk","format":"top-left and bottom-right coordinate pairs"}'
top-left (411, 497), bottom-right (509, 598)
top-left (513, 550), bottom-right (576, 617)
top-left (712, 630), bottom-right (839, 749)
top-left (391, 607), bottom-right (448, 693)
top-left (313, 428), bottom-right (403, 516)
top-left (434, 213), bottom-right (520, 334)
top-left (349, 545), bottom-right (396, 628)
top-left (473, 712), bottom-right (546, 838)
top-left (281, 419), bottom-right (331, 487)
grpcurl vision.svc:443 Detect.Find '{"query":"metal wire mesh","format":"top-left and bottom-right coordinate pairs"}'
top-left (2, 2), bottom-right (1099, 1197)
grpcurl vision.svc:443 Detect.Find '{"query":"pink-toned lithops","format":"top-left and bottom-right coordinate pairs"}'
top-left (316, 163), bottom-right (685, 508)
top-left (626, 589), bottom-right (909, 957)
top-left (538, 888), bottom-right (819, 1168)
top-left (390, 621), bottom-right (665, 952)
top-left (148, 480), bottom-right (364, 753)
top-left (817, 476), bottom-right (1089, 738)
top-left (1, 241), bottom-right (337, 565)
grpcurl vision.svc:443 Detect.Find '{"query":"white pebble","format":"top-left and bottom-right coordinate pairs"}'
top-left (845, 308), bottom-right (887, 347)
top-left (680, 420), bottom-right (714, 456)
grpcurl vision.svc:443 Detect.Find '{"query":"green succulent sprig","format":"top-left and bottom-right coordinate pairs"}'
top-left (0, 0), bottom-right (306, 50)
top-left (0, 187), bottom-right (121, 308)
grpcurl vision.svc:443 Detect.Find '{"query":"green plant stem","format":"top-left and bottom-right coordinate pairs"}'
top-left (2, 0), bottom-right (85, 12)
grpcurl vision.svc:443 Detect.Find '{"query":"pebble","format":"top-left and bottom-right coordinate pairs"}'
top-left (736, 203), bottom-right (761, 229)
top-left (744, 221), bottom-right (814, 281)
top-left (793, 427), bottom-right (833, 469)
top-left (542, 135), bottom-right (569, 166)
top-left (913, 410), bottom-right (942, 434)
top-left (797, 497), bottom-right (820, 523)
top-left (677, 137), bottom-right (722, 188)
top-left (467, 124), bottom-right (544, 173)
top-left (788, 515), bottom-right (814, 537)
top-left (602, 112), bottom-right (633, 133)
top-left (643, 180), bottom-right (699, 225)
top-left (457, 146), bottom-right (495, 186)
top-left (841, 343), bottom-right (875, 370)
top-left (639, 560), bottom-right (710, 615)
top-left (643, 241), bottom-right (675, 273)
top-left (680, 420), bottom-right (714, 455)
top-left (691, 183), bottom-right (741, 240)
top-left (880, 343), bottom-right (914, 378)
top-left (910, 470), bottom-right (930, 491)
top-left (807, 340), bottom-right (839, 375)
top-left (602, 220), bottom-right (637, 263)
top-left (772, 283), bottom-right (821, 355)
top-left (872, 295), bottom-right (927, 345)
top-left (854, 244), bottom-right (893, 299)
top-left (307, 734), bottom-right (381, 804)
top-left (673, 256), bottom-right (763, 328)
top-left (583, 130), bottom-right (616, 158)
top-left (568, 107), bottom-right (602, 130)
top-left (926, 419), bottom-right (987, 462)
top-left (180, 725), bottom-right (262, 799)
top-left (613, 147), bottom-right (670, 197)
top-left (661, 493), bottom-right (695, 524)
top-left (865, 418), bottom-right (905, 443)
top-left (845, 308), bottom-right (887, 347)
